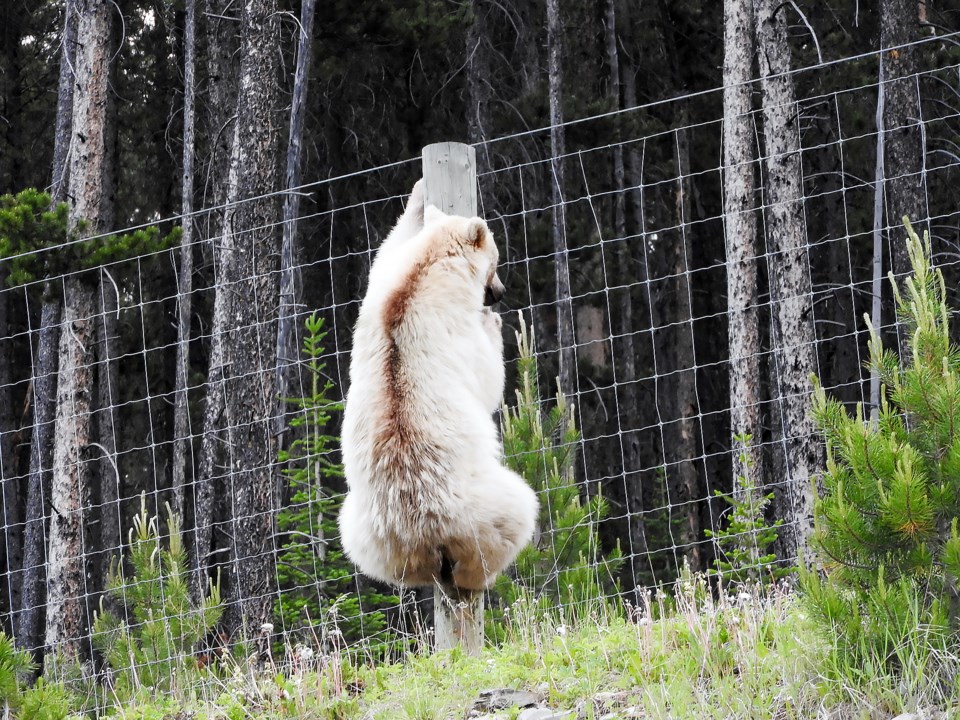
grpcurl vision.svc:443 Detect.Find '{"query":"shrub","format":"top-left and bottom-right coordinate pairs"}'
top-left (491, 314), bottom-right (621, 631)
top-left (92, 494), bottom-right (222, 695)
top-left (804, 219), bottom-right (960, 664)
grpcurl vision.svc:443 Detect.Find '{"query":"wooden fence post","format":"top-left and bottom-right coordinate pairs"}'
top-left (421, 142), bottom-right (484, 655)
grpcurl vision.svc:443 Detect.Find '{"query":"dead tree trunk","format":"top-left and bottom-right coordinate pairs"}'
top-left (172, 0), bottom-right (197, 525)
top-left (275, 0), bottom-right (316, 447)
top-left (17, 302), bottom-right (61, 655)
top-left (193, 0), bottom-right (240, 599)
top-left (45, 279), bottom-right (97, 658)
top-left (880, 0), bottom-right (924, 278)
top-left (754, 0), bottom-right (823, 560)
top-left (0, 275), bottom-right (20, 633)
top-left (219, 0), bottom-right (282, 642)
top-left (45, 0), bottom-right (114, 659)
top-left (722, 0), bottom-right (762, 489)
top-left (605, 0), bottom-right (650, 576)
top-left (546, 0), bottom-right (576, 401)
top-left (50, 0), bottom-right (76, 206)
top-left (18, 0), bottom-right (75, 653)
top-left (94, 274), bottom-right (121, 576)
top-left (666, 120), bottom-right (703, 573)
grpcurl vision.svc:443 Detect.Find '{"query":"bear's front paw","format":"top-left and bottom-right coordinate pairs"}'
top-left (481, 308), bottom-right (502, 332)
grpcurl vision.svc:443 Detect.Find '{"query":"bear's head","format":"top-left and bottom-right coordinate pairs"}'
top-left (423, 205), bottom-right (505, 307)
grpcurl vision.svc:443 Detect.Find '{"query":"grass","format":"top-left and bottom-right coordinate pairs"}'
top-left (63, 575), bottom-right (957, 720)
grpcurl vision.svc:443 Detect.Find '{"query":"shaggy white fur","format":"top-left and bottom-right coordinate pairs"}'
top-left (338, 180), bottom-right (538, 590)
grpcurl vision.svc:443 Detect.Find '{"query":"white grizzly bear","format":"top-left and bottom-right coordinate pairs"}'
top-left (338, 180), bottom-right (538, 590)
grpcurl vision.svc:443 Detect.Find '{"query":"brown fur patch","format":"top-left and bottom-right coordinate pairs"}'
top-left (373, 252), bottom-right (439, 492)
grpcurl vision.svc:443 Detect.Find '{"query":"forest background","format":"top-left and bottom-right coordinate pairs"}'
top-left (2, 0), bottom-right (960, 669)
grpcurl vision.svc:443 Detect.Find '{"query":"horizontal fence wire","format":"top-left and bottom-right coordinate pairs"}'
top-left (1, 39), bottom-right (959, 694)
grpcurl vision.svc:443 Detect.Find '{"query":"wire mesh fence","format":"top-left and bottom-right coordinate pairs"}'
top-left (2, 39), bottom-right (960, 683)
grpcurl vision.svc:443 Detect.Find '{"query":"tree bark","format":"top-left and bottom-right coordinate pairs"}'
top-left (666, 118), bottom-right (702, 573)
top-left (45, 0), bottom-right (114, 658)
top-left (19, 0), bottom-right (75, 654)
top-left (219, 0), bottom-right (282, 642)
top-left (722, 0), bottom-right (762, 490)
top-left (172, 0), bottom-right (197, 526)
top-left (754, 0), bottom-right (823, 560)
top-left (200, 0), bottom-right (239, 219)
top-left (880, 0), bottom-right (924, 278)
top-left (546, 0), bottom-right (576, 401)
top-left (275, 0), bottom-right (316, 447)
top-left (45, 279), bottom-right (97, 658)
top-left (0, 272), bottom-right (21, 634)
top-left (94, 274), bottom-right (120, 574)
top-left (605, 0), bottom-right (650, 577)
top-left (50, 0), bottom-right (77, 205)
top-left (193, 0), bottom-right (239, 600)
top-left (17, 302), bottom-right (61, 655)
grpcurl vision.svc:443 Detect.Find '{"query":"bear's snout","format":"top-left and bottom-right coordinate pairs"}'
top-left (484, 275), bottom-right (505, 306)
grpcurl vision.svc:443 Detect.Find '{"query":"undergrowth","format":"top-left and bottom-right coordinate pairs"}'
top-left (25, 578), bottom-right (958, 719)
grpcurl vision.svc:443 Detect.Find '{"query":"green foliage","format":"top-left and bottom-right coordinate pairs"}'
top-left (491, 314), bottom-right (622, 632)
top-left (0, 631), bottom-right (33, 710)
top-left (804, 218), bottom-right (960, 666)
top-left (0, 189), bottom-right (70, 287)
top-left (275, 313), bottom-right (399, 654)
top-left (0, 632), bottom-right (73, 720)
top-left (706, 434), bottom-right (788, 588)
top-left (18, 679), bottom-right (71, 720)
top-left (92, 493), bottom-right (222, 695)
top-left (0, 188), bottom-right (180, 289)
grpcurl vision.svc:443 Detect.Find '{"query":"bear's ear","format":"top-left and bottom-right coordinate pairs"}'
top-left (466, 218), bottom-right (487, 248)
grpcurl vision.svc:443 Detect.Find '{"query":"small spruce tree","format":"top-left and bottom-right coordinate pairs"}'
top-left (274, 313), bottom-right (398, 654)
top-left (492, 314), bottom-right (621, 628)
top-left (706, 434), bottom-right (788, 588)
top-left (804, 218), bottom-right (960, 662)
top-left (92, 494), bottom-right (222, 695)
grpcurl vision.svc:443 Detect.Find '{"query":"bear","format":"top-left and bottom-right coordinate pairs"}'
top-left (338, 180), bottom-right (539, 591)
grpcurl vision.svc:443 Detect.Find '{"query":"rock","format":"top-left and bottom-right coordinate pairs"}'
top-left (471, 688), bottom-right (541, 713)
top-left (517, 709), bottom-right (574, 720)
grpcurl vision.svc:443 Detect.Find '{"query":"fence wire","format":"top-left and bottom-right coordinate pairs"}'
top-left (1, 43), bottom-right (960, 684)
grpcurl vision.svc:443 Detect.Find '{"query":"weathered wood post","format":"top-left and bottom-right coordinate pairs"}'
top-left (422, 142), bottom-right (485, 655)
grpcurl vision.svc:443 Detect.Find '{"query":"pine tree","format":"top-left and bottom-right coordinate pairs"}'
top-left (805, 219), bottom-right (960, 662)
top-left (492, 315), bottom-right (621, 627)
top-left (706, 434), bottom-right (788, 588)
top-left (92, 494), bottom-right (222, 695)
top-left (274, 313), bottom-right (398, 654)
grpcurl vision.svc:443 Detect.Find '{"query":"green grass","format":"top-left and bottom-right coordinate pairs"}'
top-left (39, 578), bottom-right (960, 719)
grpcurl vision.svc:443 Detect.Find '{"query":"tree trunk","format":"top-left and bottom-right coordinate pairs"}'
top-left (219, 0), bottom-right (282, 642)
top-left (870, 69), bottom-right (886, 419)
top-left (45, 0), bottom-right (114, 658)
top-left (17, 302), bottom-right (61, 655)
top-left (754, 0), bottom-right (822, 560)
top-left (200, 0), bottom-right (239, 222)
top-left (50, 0), bottom-right (76, 205)
top-left (880, 0), bottom-right (924, 278)
top-left (172, 0), bottom-right (197, 525)
top-left (722, 0), bottom-right (762, 489)
top-left (45, 279), bottom-right (97, 658)
top-left (546, 0), bottom-right (576, 401)
top-left (275, 0), bottom-right (316, 447)
top-left (0, 272), bottom-right (21, 634)
top-left (605, 0), bottom-right (650, 577)
top-left (193, 0), bottom-right (240, 599)
top-left (665, 118), bottom-right (702, 573)
top-left (94, 274), bottom-right (120, 573)
top-left (19, 0), bottom-right (75, 653)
